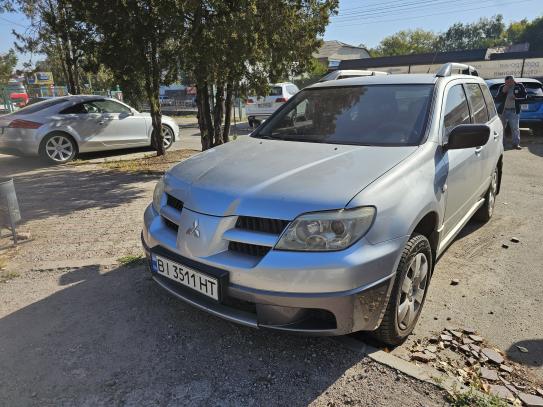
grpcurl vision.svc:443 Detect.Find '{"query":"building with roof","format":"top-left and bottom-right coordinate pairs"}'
top-left (338, 47), bottom-right (543, 80)
top-left (314, 40), bottom-right (371, 69)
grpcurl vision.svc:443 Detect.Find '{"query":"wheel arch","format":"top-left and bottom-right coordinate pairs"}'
top-left (496, 155), bottom-right (503, 195)
top-left (411, 211), bottom-right (440, 265)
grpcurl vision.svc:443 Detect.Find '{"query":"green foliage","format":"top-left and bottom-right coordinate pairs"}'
top-left (294, 58), bottom-right (329, 89)
top-left (372, 29), bottom-right (438, 56)
top-left (181, 0), bottom-right (338, 149)
top-left (438, 15), bottom-right (507, 51)
top-left (117, 254), bottom-right (144, 267)
top-left (0, 49), bottom-right (17, 83)
top-left (516, 16), bottom-right (543, 53)
top-left (448, 387), bottom-right (508, 407)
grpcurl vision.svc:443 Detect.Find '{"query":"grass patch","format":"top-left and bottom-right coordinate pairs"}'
top-left (0, 253), bottom-right (19, 282)
top-left (117, 254), bottom-right (145, 267)
top-left (448, 387), bottom-right (508, 407)
top-left (102, 149), bottom-right (198, 173)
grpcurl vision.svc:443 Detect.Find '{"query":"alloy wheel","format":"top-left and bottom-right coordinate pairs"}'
top-left (397, 252), bottom-right (429, 330)
top-left (162, 125), bottom-right (173, 149)
top-left (45, 135), bottom-right (74, 162)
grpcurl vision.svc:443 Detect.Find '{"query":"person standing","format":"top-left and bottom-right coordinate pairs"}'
top-left (495, 75), bottom-right (527, 150)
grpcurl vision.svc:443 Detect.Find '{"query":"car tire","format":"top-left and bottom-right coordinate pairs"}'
top-left (373, 233), bottom-right (433, 347)
top-left (39, 132), bottom-right (77, 164)
top-left (161, 124), bottom-right (174, 151)
top-left (474, 166), bottom-right (498, 222)
top-left (248, 118), bottom-right (255, 128)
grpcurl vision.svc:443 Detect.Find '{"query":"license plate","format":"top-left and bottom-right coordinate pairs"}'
top-left (521, 104), bottom-right (529, 111)
top-left (152, 254), bottom-right (219, 300)
top-left (258, 102), bottom-right (272, 108)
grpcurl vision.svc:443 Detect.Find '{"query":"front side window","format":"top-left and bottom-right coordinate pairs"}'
top-left (443, 84), bottom-right (471, 135)
top-left (481, 85), bottom-right (497, 118)
top-left (254, 84), bottom-right (434, 146)
top-left (87, 99), bottom-right (132, 114)
top-left (464, 83), bottom-right (489, 124)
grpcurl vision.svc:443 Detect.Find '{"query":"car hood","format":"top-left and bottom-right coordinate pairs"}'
top-left (165, 137), bottom-right (417, 219)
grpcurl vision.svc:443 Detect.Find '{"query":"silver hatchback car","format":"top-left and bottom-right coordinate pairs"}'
top-left (142, 63), bottom-right (503, 345)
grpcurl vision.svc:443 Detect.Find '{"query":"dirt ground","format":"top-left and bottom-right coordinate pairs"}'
top-left (391, 134), bottom-right (543, 382)
top-left (0, 152), bottom-right (449, 406)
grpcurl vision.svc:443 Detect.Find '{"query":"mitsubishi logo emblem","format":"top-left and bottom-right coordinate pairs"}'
top-left (186, 219), bottom-right (201, 238)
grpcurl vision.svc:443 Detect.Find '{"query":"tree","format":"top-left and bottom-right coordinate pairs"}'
top-left (506, 19), bottom-right (530, 44)
top-left (70, 0), bottom-right (188, 156)
top-left (0, 50), bottom-right (17, 83)
top-left (11, 0), bottom-right (91, 94)
top-left (293, 58), bottom-right (328, 89)
top-left (372, 29), bottom-right (438, 56)
top-left (438, 15), bottom-right (507, 51)
top-left (515, 16), bottom-right (543, 53)
top-left (182, 0), bottom-right (338, 150)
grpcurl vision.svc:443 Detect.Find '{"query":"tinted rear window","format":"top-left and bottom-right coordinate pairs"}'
top-left (524, 82), bottom-right (543, 96)
top-left (255, 84), bottom-right (434, 146)
top-left (268, 87), bottom-right (283, 96)
top-left (12, 98), bottom-right (69, 115)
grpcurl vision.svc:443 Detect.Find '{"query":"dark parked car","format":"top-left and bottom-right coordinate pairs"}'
top-left (486, 78), bottom-right (543, 136)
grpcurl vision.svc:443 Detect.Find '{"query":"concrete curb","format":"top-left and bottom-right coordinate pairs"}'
top-left (332, 336), bottom-right (469, 395)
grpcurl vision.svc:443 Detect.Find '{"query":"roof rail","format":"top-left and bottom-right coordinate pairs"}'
top-left (435, 63), bottom-right (478, 77)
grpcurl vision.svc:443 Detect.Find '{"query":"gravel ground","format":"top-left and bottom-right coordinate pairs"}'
top-left (0, 153), bottom-right (449, 406)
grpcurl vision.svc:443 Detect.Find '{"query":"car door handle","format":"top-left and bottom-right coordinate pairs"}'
top-left (475, 146), bottom-right (483, 154)
top-left (493, 131), bottom-right (499, 141)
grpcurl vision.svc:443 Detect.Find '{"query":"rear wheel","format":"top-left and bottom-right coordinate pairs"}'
top-left (474, 166), bottom-right (498, 222)
top-left (373, 234), bottom-right (433, 346)
top-left (161, 125), bottom-right (174, 150)
top-left (40, 133), bottom-right (77, 164)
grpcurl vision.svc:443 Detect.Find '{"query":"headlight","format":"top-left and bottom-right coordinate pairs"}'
top-left (275, 207), bottom-right (376, 251)
top-left (152, 178), bottom-right (165, 212)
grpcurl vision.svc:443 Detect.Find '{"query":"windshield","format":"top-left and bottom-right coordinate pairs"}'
top-left (524, 82), bottom-right (543, 97)
top-left (11, 97), bottom-right (69, 115)
top-left (254, 84), bottom-right (434, 146)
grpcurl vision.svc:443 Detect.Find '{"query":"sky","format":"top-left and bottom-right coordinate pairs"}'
top-left (0, 0), bottom-right (542, 68)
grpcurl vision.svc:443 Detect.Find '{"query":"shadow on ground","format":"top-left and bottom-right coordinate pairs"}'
top-left (0, 264), bottom-right (361, 406)
top-left (2, 157), bottom-right (157, 225)
top-left (507, 340), bottom-right (543, 368)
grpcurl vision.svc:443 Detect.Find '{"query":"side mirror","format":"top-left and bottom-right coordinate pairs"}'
top-left (445, 124), bottom-right (490, 150)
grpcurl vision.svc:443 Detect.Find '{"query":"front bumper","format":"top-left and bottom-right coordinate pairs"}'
top-left (142, 233), bottom-right (394, 335)
top-left (141, 203), bottom-right (403, 335)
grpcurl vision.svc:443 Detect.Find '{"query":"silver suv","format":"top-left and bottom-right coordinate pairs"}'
top-left (142, 63), bottom-right (503, 345)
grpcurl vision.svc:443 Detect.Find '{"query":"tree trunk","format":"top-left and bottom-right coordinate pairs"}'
top-left (212, 84), bottom-right (224, 146)
top-left (222, 82), bottom-right (233, 143)
top-left (146, 37), bottom-right (164, 156)
top-left (196, 83), bottom-right (212, 150)
top-left (201, 82), bottom-right (214, 151)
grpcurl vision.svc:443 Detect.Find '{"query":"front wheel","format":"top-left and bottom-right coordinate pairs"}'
top-left (373, 234), bottom-right (433, 346)
top-left (40, 133), bottom-right (77, 164)
top-left (474, 166), bottom-right (498, 222)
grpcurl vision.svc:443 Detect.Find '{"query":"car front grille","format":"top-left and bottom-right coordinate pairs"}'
top-left (228, 241), bottom-right (271, 258)
top-left (163, 217), bottom-right (179, 232)
top-left (166, 194), bottom-right (184, 211)
top-left (235, 216), bottom-right (290, 235)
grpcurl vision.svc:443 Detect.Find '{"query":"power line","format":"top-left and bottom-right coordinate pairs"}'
top-left (0, 15), bottom-right (27, 28)
top-left (333, 0), bottom-right (505, 22)
top-left (331, 0), bottom-right (539, 28)
top-left (335, 0), bottom-right (458, 18)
